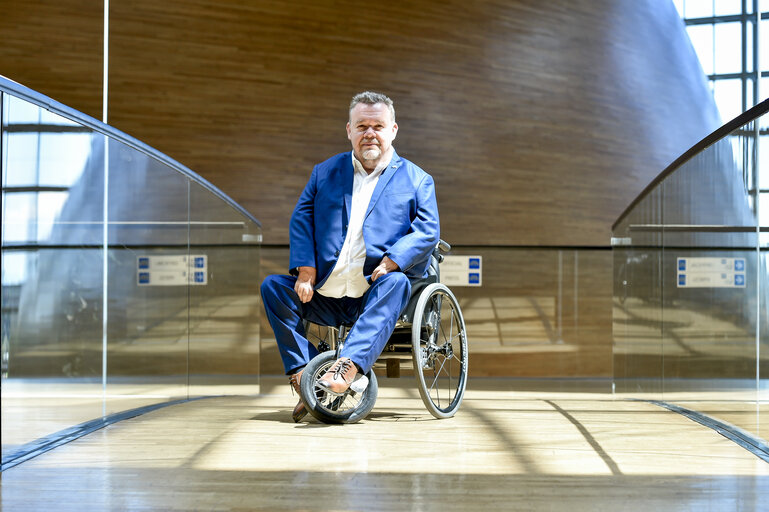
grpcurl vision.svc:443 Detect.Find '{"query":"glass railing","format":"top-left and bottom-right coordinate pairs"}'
top-left (260, 245), bottom-right (615, 390)
top-left (612, 98), bottom-right (769, 442)
top-left (1, 76), bottom-right (261, 465)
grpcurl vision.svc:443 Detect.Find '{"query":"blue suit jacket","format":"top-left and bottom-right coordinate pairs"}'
top-left (289, 150), bottom-right (440, 289)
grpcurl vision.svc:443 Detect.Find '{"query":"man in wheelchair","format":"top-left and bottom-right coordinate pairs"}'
top-left (261, 91), bottom-right (439, 422)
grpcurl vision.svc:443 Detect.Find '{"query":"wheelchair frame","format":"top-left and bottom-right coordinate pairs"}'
top-left (299, 240), bottom-right (469, 423)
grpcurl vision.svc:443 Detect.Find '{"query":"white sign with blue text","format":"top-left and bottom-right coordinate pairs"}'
top-left (676, 257), bottom-right (746, 288)
top-left (440, 255), bottom-right (482, 286)
top-left (137, 255), bottom-right (208, 286)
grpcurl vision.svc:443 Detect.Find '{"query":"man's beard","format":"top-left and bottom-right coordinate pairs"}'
top-left (361, 147), bottom-right (381, 161)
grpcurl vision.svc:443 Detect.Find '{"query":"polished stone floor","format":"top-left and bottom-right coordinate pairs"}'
top-left (1, 377), bottom-right (767, 511)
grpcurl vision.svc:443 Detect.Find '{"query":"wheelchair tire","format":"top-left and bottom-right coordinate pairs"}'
top-left (412, 283), bottom-right (468, 419)
top-left (299, 351), bottom-right (379, 424)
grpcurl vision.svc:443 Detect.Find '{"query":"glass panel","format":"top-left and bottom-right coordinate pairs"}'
top-left (260, 246), bottom-right (612, 393)
top-left (104, 138), bottom-right (192, 411)
top-left (760, 249), bottom-right (769, 441)
top-left (0, 84), bottom-right (261, 468)
top-left (762, 80), bottom-right (769, 129)
top-left (685, 0), bottom-right (715, 18)
top-left (760, 192), bottom-right (769, 237)
top-left (4, 112), bottom-right (91, 188)
top-left (428, 246), bottom-right (614, 392)
top-left (715, 0), bottom-right (744, 15)
top-left (713, 78), bottom-right (744, 122)
top-left (761, 136), bottom-right (769, 189)
top-left (4, 133), bottom-right (41, 187)
top-left (612, 105), bottom-right (765, 440)
top-left (1, 94), bottom-right (106, 458)
top-left (2, 251), bottom-right (28, 286)
top-left (687, 24), bottom-right (715, 75)
top-left (188, 181), bottom-right (260, 395)
top-left (762, 18), bottom-right (769, 68)
top-left (612, 185), bottom-right (665, 396)
top-left (714, 22), bottom-right (742, 75)
top-left (2, 83), bottom-right (262, 466)
top-left (2, 192), bottom-right (36, 243)
top-left (746, 20), bottom-right (754, 74)
top-left (38, 133), bottom-right (92, 187)
top-left (673, 0), bottom-right (685, 18)
top-left (39, 109), bottom-right (81, 126)
top-left (5, 97), bottom-right (41, 123)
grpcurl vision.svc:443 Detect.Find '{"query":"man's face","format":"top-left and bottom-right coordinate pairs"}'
top-left (347, 102), bottom-right (398, 168)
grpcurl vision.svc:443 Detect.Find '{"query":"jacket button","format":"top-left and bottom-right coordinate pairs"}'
top-left (334, 250), bottom-right (340, 257)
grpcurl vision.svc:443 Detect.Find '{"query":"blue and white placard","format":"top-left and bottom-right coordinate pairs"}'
top-left (137, 254), bottom-right (208, 286)
top-left (441, 255), bottom-right (482, 286)
top-left (676, 257), bottom-right (746, 288)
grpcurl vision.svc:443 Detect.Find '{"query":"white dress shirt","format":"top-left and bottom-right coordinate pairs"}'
top-left (316, 149), bottom-right (394, 298)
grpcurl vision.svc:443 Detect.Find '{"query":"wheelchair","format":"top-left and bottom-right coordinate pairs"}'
top-left (299, 240), bottom-right (468, 423)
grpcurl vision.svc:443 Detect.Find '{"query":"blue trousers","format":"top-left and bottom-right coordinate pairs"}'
top-left (260, 272), bottom-right (411, 374)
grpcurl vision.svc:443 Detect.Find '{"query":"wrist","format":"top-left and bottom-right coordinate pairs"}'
top-left (383, 256), bottom-right (399, 271)
top-left (297, 266), bottom-right (316, 281)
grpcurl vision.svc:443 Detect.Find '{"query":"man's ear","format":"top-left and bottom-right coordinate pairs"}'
top-left (346, 122), bottom-right (352, 140)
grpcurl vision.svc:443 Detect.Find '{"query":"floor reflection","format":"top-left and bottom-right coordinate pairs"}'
top-left (1, 377), bottom-right (767, 511)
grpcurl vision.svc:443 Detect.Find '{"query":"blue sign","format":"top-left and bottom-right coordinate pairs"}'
top-left (195, 257), bottom-right (205, 268)
top-left (678, 259), bottom-right (686, 271)
top-left (469, 258), bottom-right (481, 269)
top-left (138, 257), bottom-right (150, 269)
top-left (735, 259), bottom-right (745, 271)
top-left (735, 274), bottom-right (745, 286)
top-left (139, 272), bottom-right (150, 284)
top-left (469, 273), bottom-right (480, 284)
top-left (194, 271), bottom-right (205, 283)
top-left (678, 274), bottom-right (686, 286)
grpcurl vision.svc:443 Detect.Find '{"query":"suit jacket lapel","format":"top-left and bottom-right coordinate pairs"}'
top-left (343, 153), bottom-right (353, 225)
top-left (365, 150), bottom-right (402, 219)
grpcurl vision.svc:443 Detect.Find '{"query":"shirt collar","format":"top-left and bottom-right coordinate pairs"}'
top-left (351, 147), bottom-right (394, 177)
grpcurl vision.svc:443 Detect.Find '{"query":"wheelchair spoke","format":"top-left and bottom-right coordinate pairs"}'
top-left (428, 359), bottom-right (448, 405)
top-left (420, 294), bottom-right (463, 408)
top-left (429, 370), bottom-right (441, 407)
top-left (412, 283), bottom-right (468, 418)
top-left (310, 360), bottom-right (367, 416)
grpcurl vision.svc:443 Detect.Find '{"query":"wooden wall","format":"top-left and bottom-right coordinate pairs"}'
top-left (1, 0), bottom-right (720, 247)
top-left (1, 0), bottom-right (722, 377)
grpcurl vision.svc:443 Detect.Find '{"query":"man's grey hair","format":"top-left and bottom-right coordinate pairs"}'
top-left (349, 91), bottom-right (395, 123)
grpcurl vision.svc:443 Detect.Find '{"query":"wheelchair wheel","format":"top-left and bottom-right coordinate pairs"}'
top-left (299, 351), bottom-right (379, 424)
top-left (412, 283), bottom-right (468, 419)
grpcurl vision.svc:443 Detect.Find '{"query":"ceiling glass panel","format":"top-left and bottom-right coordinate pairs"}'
top-left (714, 22), bottom-right (742, 75)
top-left (687, 24), bottom-right (715, 74)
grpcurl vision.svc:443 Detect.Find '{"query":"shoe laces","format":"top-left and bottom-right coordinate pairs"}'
top-left (288, 373), bottom-right (301, 395)
top-left (332, 359), bottom-right (354, 381)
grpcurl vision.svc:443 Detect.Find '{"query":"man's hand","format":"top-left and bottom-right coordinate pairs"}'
top-left (371, 256), bottom-right (399, 282)
top-left (294, 266), bottom-right (316, 303)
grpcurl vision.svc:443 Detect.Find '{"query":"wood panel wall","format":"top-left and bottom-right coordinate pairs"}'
top-left (1, 0), bottom-right (720, 247)
top-left (1, 1), bottom-right (722, 377)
